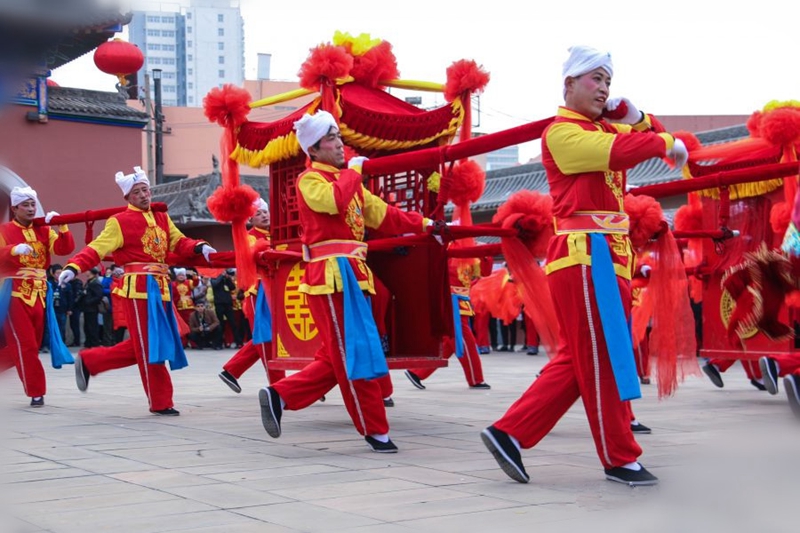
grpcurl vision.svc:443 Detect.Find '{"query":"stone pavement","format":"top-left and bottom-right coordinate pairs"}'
top-left (1, 348), bottom-right (798, 533)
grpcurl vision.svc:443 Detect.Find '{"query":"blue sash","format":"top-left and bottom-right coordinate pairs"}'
top-left (336, 257), bottom-right (388, 381)
top-left (451, 293), bottom-right (471, 359)
top-left (589, 233), bottom-right (641, 401)
top-left (0, 279), bottom-right (11, 329)
top-left (45, 284), bottom-right (74, 368)
top-left (252, 282), bottom-right (273, 344)
top-left (146, 276), bottom-right (188, 371)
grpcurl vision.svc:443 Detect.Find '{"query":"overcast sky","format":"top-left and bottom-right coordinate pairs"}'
top-left (53, 0), bottom-right (800, 162)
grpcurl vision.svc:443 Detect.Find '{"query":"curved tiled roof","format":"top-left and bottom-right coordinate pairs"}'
top-left (47, 87), bottom-right (148, 124)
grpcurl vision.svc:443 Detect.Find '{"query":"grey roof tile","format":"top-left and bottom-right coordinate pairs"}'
top-left (47, 87), bottom-right (148, 123)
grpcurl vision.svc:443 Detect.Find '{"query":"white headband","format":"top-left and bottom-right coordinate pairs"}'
top-left (294, 111), bottom-right (338, 156)
top-left (10, 186), bottom-right (38, 207)
top-left (562, 45), bottom-right (613, 82)
top-left (175, 268), bottom-right (187, 276)
top-left (253, 198), bottom-right (269, 213)
top-left (115, 166), bottom-right (150, 197)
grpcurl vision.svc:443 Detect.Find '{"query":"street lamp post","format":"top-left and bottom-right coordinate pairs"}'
top-left (153, 68), bottom-right (164, 186)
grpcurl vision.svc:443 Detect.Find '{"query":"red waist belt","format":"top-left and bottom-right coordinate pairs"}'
top-left (554, 212), bottom-right (630, 235)
top-left (122, 262), bottom-right (170, 276)
top-left (302, 240), bottom-right (368, 263)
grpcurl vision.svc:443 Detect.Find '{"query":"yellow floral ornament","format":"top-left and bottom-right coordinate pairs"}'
top-left (332, 31), bottom-right (381, 56)
top-left (427, 171), bottom-right (441, 193)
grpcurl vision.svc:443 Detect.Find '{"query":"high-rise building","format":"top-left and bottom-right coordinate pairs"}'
top-left (129, 0), bottom-right (244, 107)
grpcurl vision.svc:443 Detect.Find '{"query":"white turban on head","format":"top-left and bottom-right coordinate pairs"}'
top-left (562, 45), bottom-right (613, 82)
top-left (115, 166), bottom-right (150, 197)
top-left (253, 198), bottom-right (269, 213)
top-left (10, 186), bottom-right (38, 207)
top-left (294, 111), bottom-right (338, 156)
top-left (174, 268), bottom-right (187, 277)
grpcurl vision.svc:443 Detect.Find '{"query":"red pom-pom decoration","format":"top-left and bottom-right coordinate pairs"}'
top-left (674, 202), bottom-right (704, 232)
top-left (625, 194), bottom-right (665, 249)
top-left (350, 41), bottom-right (399, 88)
top-left (673, 131), bottom-right (702, 152)
top-left (747, 110), bottom-right (763, 137)
top-left (298, 44), bottom-right (353, 91)
top-left (493, 190), bottom-right (553, 258)
top-left (203, 84), bottom-right (252, 129)
top-left (206, 184), bottom-right (259, 224)
top-left (444, 59), bottom-right (490, 102)
top-left (447, 159), bottom-right (485, 207)
top-left (760, 107), bottom-right (800, 147)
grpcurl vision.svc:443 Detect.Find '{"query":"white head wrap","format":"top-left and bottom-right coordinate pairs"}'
top-left (175, 268), bottom-right (187, 277)
top-left (115, 166), bottom-right (150, 197)
top-left (10, 186), bottom-right (38, 207)
top-left (293, 111), bottom-right (338, 155)
top-left (253, 198), bottom-right (269, 213)
top-left (562, 45), bottom-right (613, 82)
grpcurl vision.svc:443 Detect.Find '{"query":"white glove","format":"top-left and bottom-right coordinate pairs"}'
top-left (667, 138), bottom-right (689, 168)
top-left (604, 97), bottom-right (643, 125)
top-left (640, 265), bottom-right (652, 278)
top-left (347, 156), bottom-right (369, 172)
top-left (58, 269), bottom-right (75, 286)
top-left (201, 244), bottom-right (216, 262)
top-left (45, 211), bottom-right (59, 224)
top-left (11, 244), bottom-right (33, 256)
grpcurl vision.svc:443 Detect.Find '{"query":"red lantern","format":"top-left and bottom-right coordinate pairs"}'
top-left (93, 38), bottom-right (144, 86)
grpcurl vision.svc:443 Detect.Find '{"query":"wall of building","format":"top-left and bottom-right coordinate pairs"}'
top-left (0, 106), bottom-right (143, 260)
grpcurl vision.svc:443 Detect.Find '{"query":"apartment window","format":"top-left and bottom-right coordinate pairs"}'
top-left (162, 30), bottom-right (175, 37)
top-left (147, 29), bottom-right (160, 37)
top-left (163, 44), bottom-right (175, 51)
top-left (187, 68), bottom-right (193, 75)
top-left (147, 43), bottom-right (161, 51)
top-left (187, 26), bottom-right (192, 33)
top-left (218, 13), bottom-right (224, 22)
top-left (187, 40), bottom-right (192, 47)
top-left (218, 42), bottom-right (224, 50)
top-left (163, 72), bottom-right (175, 79)
top-left (187, 54), bottom-right (192, 61)
top-left (188, 96), bottom-right (194, 103)
top-left (163, 58), bottom-right (176, 65)
top-left (217, 28), bottom-right (224, 36)
top-left (149, 57), bottom-right (161, 65)
top-left (146, 15), bottom-right (160, 23)
top-left (188, 82), bottom-right (194, 89)
top-left (163, 85), bottom-right (176, 93)
top-left (162, 16), bottom-right (174, 24)
top-left (218, 69), bottom-right (225, 78)
top-left (186, 12), bottom-right (192, 19)
top-left (218, 56), bottom-right (224, 64)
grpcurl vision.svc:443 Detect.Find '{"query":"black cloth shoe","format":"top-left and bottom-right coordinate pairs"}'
top-left (604, 465), bottom-right (659, 486)
top-left (640, 376), bottom-right (651, 385)
top-left (75, 354), bottom-right (90, 392)
top-left (383, 397), bottom-right (395, 407)
top-left (750, 379), bottom-right (767, 391)
top-left (759, 356), bottom-right (780, 395)
top-left (702, 363), bottom-right (724, 388)
top-left (365, 436), bottom-right (398, 453)
top-left (30, 397), bottom-right (44, 408)
top-left (481, 426), bottom-right (529, 483)
top-left (497, 346), bottom-right (510, 352)
top-left (151, 407), bottom-right (180, 416)
top-left (630, 422), bottom-right (652, 434)
top-left (405, 370), bottom-right (425, 390)
top-left (784, 374), bottom-right (800, 419)
top-left (259, 386), bottom-right (282, 438)
top-left (470, 382), bottom-right (491, 390)
top-left (319, 394), bottom-right (326, 402)
top-left (526, 347), bottom-right (539, 356)
top-left (218, 370), bottom-right (242, 394)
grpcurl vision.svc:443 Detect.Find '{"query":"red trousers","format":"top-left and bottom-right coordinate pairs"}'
top-left (635, 335), bottom-right (650, 379)
top-left (474, 310), bottom-right (490, 347)
top-left (80, 298), bottom-right (174, 411)
top-left (0, 298), bottom-right (46, 398)
top-left (411, 315), bottom-right (485, 386)
top-left (493, 265), bottom-right (642, 469)
top-left (710, 358), bottom-right (761, 380)
top-left (223, 295), bottom-right (285, 384)
top-left (272, 292), bottom-right (389, 436)
top-left (770, 353), bottom-right (800, 376)
top-left (524, 314), bottom-right (539, 348)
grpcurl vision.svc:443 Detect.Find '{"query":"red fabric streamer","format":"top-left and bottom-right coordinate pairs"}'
top-left (297, 44), bottom-right (353, 91)
top-left (444, 59), bottom-right (490, 103)
top-left (492, 190), bottom-right (553, 258)
top-left (647, 231), bottom-right (700, 398)
top-left (470, 268), bottom-right (521, 325)
top-left (624, 194), bottom-right (665, 249)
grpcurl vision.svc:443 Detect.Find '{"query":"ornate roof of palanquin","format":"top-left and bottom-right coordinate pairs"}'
top-left (0, 0), bottom-right (130, 70)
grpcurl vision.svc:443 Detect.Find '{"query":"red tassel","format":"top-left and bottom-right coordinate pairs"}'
top-left (298, 44), bottom-right (353, 91)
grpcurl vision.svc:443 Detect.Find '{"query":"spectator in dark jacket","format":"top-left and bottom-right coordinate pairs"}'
top-left (82, 267), bottom-right (104, 348)
top-left (68, 277), bottom-right (84, 347)
top-left (212, 269), bottom-right (241, 348)
top-left (49, 264), bottom-right (71, 344)
top-left (187, 300), bottom-right (222, 349)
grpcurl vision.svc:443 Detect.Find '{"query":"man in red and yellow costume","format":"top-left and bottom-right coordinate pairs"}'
top-left (218, 197), bottom-right (286, 393)
top-left (481, 46), bottom-right (688, 486)
top-left (405, 255), bottom-right (490, 389)
top-left (258, 110), bottom-right (433, 453)
top-left (171, 267), bottom-right (196, 328)
top-left (0, 187), bottom-right (74, 407)
top-left (59, 167), bottom-right (216, 416)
